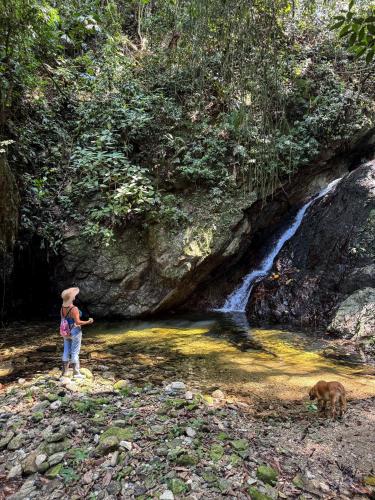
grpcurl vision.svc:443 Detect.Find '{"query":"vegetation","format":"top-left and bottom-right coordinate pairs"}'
top-left (0, 0), bottom-right (374, 249)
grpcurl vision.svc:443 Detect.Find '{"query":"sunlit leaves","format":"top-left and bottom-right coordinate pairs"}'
top-left (332, 2), bottom-right (375, 63)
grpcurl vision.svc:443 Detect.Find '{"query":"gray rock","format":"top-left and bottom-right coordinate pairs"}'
top-left (160, 490), bottom-right (174, 500)
top-left (35, 453), bottom-right (47, 466)
top-left (248, 163), bottom-right (375, 332)
top-left (48, 451), bottom-right (65, 466)
top-left (165, 381), bottom-right (186, 394)
top-left (50, 400), bottom-right (62, 410)
top-left (328, 288), bottom-right (375, 337)
top-left (7, 463), bottom-right (23, 478)
top-left (0, 430), bottom-right (15, 449)
top-left (7, 434), bottom-right (25, 451)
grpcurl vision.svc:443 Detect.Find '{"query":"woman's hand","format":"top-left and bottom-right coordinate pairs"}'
top-left (88, 318), bottom-right (94, 324)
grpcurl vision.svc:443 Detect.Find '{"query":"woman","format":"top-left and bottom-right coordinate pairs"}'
top-left (61, 287), bottom-right (94, 379)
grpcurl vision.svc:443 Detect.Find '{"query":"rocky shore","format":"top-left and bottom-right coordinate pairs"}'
top-left (1, 366), bottom-right (375, 500)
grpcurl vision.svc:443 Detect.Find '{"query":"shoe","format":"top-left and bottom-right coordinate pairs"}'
top-left (72, 363), bottom-right (85, 379)
top-left (61, 362), bottom-right (70, 378)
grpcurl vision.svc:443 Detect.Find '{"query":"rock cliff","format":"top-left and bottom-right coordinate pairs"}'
top-left (247, 161), bottom-right (375, 337)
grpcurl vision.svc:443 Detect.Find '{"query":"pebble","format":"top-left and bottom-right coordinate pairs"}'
top-left (83, 470), bottom-right (94, 484)
top-left (165, 381), bottom-right (186, 394)
top-left (186, 427), bottom-right (196, 438)
top-left (119, 440), bottom-right (133, 451)
top-left (18, 378), bottom-right (26, 385)
top-left (185, 391), bottom-right (193, 400)
top-left (50, 400), bottom-right (62, 410)
top-left (110, 450), bottom-right (119, 467)
top-left (94, 434), bottom-right (100, 444)
top-left (35, 454), bottom-right (47, 466)
top-left (48, 451), bottom-right (65, 466)
top-left (212, 389), bottom-right (225, 400)
top-left (7, 463), bottom-right (23, 478)
top-left (160, 490), bottom-right (174, 500)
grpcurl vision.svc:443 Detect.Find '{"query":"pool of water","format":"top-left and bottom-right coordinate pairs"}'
top-left (1, 312), bottom-right (374, 402)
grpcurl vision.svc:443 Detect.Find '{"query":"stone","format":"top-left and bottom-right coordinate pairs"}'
top-left (328, 288), bottom-right (375, 337)
top-left (248, 487), bottom-right (272, 500)
top-left (167, 478), bottom-right (188, 495)
top-left (364, 476), bottom-right (375, 486)
top-left (42, 438), bottom-right (71, 456)
top-left (0, 430), bottom-right (15, 449)
top-left (113, 379), bottom-right (129, 390)
top-left (18, 378), bottom-right (26, 384)
top-left (83, 470), bottom-right (94, 484)
top-left (160, 490), bottom-right (174, 500)
top-left (119, 440), bottom-right (133, 451)
top-left (185, 391), bottom-right (193, 400)
top-left (210, 444), bottom-right (224, 462)
top-left (7, 463), bottom-right (23, 478)
top-left (43, 425), bottom-right (70, 443)
top-left (97, 426), bottom-right (134, 456)
top-left (7, 434), bottom-right (25, 451)
top-left (211, 389), bottom-right (225, 400)
top-left (35, 453), bottom-right (47, 466)
top-left (175, 452), bottom-right (199, 466)
top-left (45, 463), bottom-right (63, 479)
top-left (80, 367), bottom-right (93, 379)
top-left (256, 465), bottom-right (278, 486)
top-left (50, 400), bottom-right (62, 410)
top-left (185, 426), bottom-right (196, 438)
top-left (110, 450), bottom-right (119, 467)
top-left (22, 451), bottom-right (38, 475)
top-left (48, 451), bottom-right (65, 466)
top-left (0, 360), bottom-right (14, 377)
top-left (8, 478), bottom-right (37, 500)
top-left (164, 381), bottom-right (186, 394)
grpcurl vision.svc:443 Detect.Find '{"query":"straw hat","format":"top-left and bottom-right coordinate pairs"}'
top-left (61, 287), bottom-right (80, 306)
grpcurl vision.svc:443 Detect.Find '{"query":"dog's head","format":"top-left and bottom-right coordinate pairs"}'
top-left (309, 387), bottom-right (317, 400)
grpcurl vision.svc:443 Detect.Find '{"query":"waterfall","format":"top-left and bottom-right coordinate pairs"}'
top-left (217, 178), bottom-right (342, 313)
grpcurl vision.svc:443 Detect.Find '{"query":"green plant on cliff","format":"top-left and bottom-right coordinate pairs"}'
top-left (1, 0), bottom-right (374, 250)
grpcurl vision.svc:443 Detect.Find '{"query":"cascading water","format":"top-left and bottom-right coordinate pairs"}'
top-left (218, 178), bottom-right (342, 313)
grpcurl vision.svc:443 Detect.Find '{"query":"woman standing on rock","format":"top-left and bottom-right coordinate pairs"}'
top-left (60, 287), bottom-right (94, 379)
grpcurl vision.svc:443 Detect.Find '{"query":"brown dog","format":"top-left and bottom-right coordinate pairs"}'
top-left (309, 380), bottom-right (347, 419)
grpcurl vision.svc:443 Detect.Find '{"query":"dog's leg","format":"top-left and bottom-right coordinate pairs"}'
top-left (339, 395), bottom-right (347, 416)
top-left (330, 395), bottom-right (337, 419)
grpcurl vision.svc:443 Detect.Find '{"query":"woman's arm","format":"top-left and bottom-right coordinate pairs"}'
top-left (71, 307), bottom-right (94, 326)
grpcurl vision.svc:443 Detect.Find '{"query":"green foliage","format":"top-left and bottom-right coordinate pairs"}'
top-left (1, 0), bottom-right (374, 251)
top-left (332, 1), bottom-right (375, 62)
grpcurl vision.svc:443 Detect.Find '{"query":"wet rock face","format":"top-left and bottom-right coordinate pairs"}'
top-left (56, 194), bottom-right (253, 317)
top-left (247, 161), bottom-right (375, 336)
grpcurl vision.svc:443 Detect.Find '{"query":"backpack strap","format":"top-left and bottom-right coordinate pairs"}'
top-left (62, 306), bottom-right (74, 319)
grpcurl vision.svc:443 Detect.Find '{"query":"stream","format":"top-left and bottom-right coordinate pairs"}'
top-left (1, 313), bottom-right (375, 403)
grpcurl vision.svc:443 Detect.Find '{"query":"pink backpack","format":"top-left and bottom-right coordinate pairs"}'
top-left (60, 307), bottom-right (73, 337)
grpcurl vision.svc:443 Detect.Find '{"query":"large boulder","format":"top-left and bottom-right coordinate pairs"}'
top-left (55, 192), bottom-right (254, 317)
top-left (327, 288), bottom-right (375, 338)
top-left (247, 161), bottom-right (375, 336)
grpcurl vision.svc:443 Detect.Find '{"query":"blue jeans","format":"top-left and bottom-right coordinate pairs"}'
top-left (62, 327), bottom-right (82, 366)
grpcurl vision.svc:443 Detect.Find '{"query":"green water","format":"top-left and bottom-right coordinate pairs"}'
top-left (1, 312), bottom-right (374, 402)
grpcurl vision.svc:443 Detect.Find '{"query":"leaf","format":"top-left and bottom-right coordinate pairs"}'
top-left (349, 32), bottom-right (357, 45)
top-left (331, 20), bottom-right (345, 30)
top-left (339, 26), bottom-right (351, 38)
top-left (365, 49), bottom-right (374, 63)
